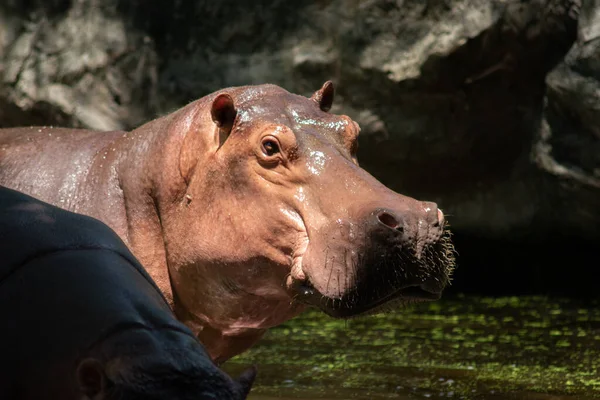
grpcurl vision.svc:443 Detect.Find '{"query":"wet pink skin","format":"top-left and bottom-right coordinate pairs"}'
top-left (0, 82), bottom-right (451, 363)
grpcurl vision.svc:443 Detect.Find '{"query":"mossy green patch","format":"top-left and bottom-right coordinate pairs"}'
top-left (224, 296), bottom-right (600, 399)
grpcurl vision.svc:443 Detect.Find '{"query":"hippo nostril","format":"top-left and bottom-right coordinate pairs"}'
top-left (300, 285), bottom-right (314, 297)
top-left (377, 211), bottom-right (403, 231)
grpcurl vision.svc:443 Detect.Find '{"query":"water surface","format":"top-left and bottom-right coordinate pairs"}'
top-left (224, 295), bottom-right (600, 399)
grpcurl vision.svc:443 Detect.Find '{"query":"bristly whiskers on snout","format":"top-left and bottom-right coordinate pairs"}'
top-left (293, 225), bottom-right (456, 319)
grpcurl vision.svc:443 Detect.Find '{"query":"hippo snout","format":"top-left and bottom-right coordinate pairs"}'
top-left (293, 199), bottom-right (455, 319)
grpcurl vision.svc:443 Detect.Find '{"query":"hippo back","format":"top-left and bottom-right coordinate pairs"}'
top-left (0, 186), bottom-right (249, 399)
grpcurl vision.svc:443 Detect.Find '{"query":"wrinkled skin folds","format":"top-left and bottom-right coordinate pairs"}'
top-left (0, 81), bottom-right (455, 362)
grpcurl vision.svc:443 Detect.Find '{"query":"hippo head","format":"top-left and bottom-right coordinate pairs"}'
top-left (77, 360), bottom-right (255, 400)
top-left (75, 330), bottom-right (256, 400)
top-left (168, 81), bottom-right (455, 336)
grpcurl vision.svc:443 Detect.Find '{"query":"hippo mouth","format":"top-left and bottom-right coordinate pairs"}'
top-left (295, 281), bottom-right (443, 318)
top-left (293, 229), bottom-right (456, 319)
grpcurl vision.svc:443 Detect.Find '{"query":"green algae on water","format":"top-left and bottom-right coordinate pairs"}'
top-left (224, 296), bottom-right (600, 399)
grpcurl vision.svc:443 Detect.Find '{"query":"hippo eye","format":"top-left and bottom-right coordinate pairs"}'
top-left (261, 138), bottom-right (280, 157)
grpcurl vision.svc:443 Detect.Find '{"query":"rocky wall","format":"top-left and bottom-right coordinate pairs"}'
top-left (1, 0), bottom-right (597, 296)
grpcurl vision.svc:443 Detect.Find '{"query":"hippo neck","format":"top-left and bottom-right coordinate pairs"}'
top-left (115, 114), bottom-right (189, 306)
top-left (114, 102), bottom-right (218, 306)
top-left (170, 277), bottom-right (306, 362)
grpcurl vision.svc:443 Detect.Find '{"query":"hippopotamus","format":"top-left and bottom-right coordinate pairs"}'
top-left (0, 81), bottom-right (455, 362)
top-left (0, 186), bottom-right (255, 399)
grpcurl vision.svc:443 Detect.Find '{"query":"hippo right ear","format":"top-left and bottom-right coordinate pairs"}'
top-left (179, 93), bottom-right (237, 185)
top-left (77, 358), bottom-right (107, 399)
top-left (211, 93), bottom-right (237, 147)
top-left (310, 81), bottom-right (335, 112)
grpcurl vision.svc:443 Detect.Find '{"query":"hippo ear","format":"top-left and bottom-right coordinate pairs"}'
top-left (77, 358), bottom-right (107, 399)
top-left (310, 81), bottom-right (335, 112)
top-left (211, 93), bottom-right (237, 147)
top-left (236, 365), bottom-right (257, 397)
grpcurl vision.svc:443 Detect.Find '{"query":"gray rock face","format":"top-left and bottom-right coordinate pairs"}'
top-left (0, 0), bottom-right (158, 130)
top-left (0, 0), bottom-right (596, 294)
top-left (533, 0), bottom-right (600, 237)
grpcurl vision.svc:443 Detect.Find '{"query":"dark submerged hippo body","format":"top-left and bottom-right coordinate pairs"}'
top-left (0, 82), bottom-right (456, 362)
top-left (0, 186), bottom-right (254, 400)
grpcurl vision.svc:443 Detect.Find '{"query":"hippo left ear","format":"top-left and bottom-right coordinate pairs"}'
top-left (211, 93), bottom-right (237, 147)
top-left (310, 81), bottom-right (335, 112)
top-left (77, 358), bottom-right (107, 399)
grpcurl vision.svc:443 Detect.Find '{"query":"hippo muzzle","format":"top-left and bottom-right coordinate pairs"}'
top-left (292, 202), bottom-right (454, 317)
